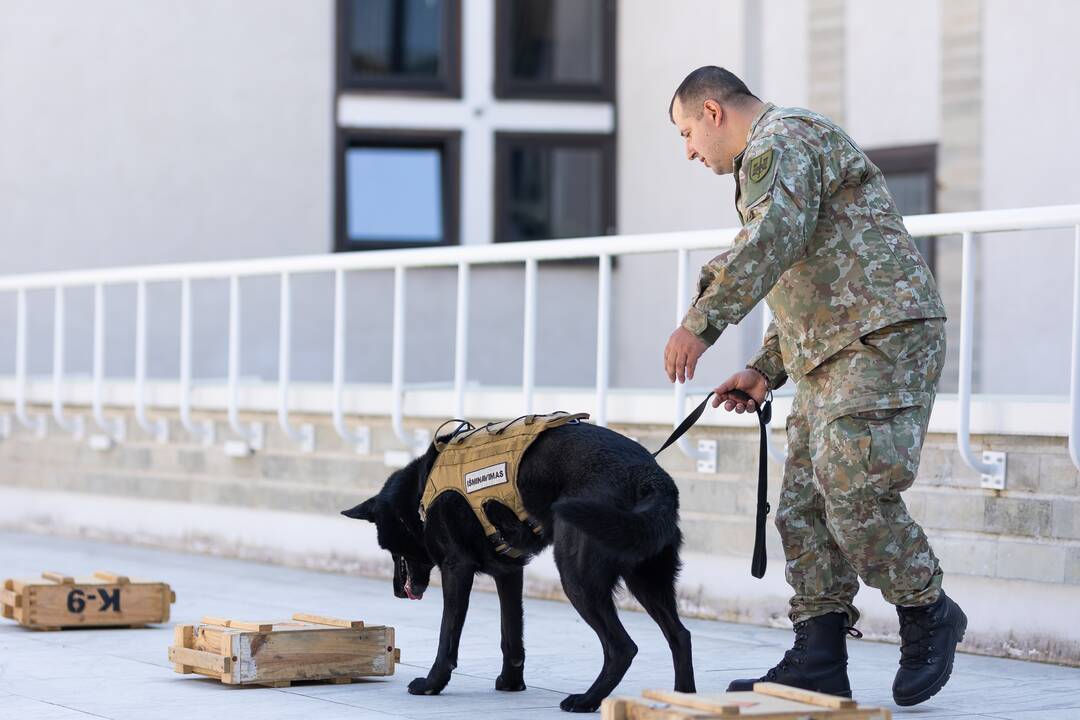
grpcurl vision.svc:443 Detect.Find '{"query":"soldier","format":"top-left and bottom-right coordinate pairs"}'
top-left (662, 66), bottom-right (967, 706)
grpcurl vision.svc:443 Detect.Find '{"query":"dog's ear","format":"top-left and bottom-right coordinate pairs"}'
top-left (341, 497), bottom-right (378, 521)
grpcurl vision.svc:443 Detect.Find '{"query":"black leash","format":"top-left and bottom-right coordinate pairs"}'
top-left (653, 389), bottom-right (773, 579)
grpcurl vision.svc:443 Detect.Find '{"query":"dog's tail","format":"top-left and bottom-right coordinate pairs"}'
top-left (551, 470), bottom-right (679, 561)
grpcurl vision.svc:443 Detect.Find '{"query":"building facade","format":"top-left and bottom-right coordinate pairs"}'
top-left (0, 0), bottom-right (1077, 394)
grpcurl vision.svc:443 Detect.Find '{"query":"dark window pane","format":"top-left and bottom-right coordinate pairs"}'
top-left (882, 168), bottom-right (934, 267)
top-left (884, 171), bottom-right (933, 215)
top-left (345, 146), bottom-right (443, 243)
top-left (347, 0), bottom-right (443, 78)
top-left (504, 0), bottom-right (607, 92)
top-left (505, 142), bottom-right (607, 242)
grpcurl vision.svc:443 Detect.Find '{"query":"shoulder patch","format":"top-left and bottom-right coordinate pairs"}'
top-left (748, 150), bottom-right (773, 182)
top-left (742, 148), bottom-right (781, 211)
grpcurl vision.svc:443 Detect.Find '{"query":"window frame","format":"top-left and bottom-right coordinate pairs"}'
top-left (494, 0), bottom-right (616, 102)
top-left (335, 128), bottom-right (461, 252)
top-left (867, 143), bottom-right (938, 272)
top-left (493, 131), bottom-right (616, 245)
top-left (336, 0), bottom-right (463, 97)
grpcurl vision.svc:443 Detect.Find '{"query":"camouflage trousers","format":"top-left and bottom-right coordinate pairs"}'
top-left (777, 318), bottom-right (946, 626)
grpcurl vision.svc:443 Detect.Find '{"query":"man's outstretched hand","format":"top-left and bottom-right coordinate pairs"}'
top-left (664, 327), bottom-right (708, 383)
top-left (712, 369), bottom-right (768, 413)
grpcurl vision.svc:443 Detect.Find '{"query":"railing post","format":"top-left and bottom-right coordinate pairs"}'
top-left (51, 286), bottom-right (84, 440)
top-left (90, 282), bottom-right (126, 446)
top-left (522, 259), bottom-right (537, 414)
top-left (332, 268), bottom-right (370, 453)
top-left (595, 254), bottom-right (611, 427)
top-left (225, 275), bottom-right (264, 454)
top-left (14, 288), bottom-right (47, 437)
top-left (133, 280), bottom-right (169, 442)
top-left (276, 272), bottom-right (315, 452)
top-left (390, 266), bottom-right (425, 455)
top-left (178, 277), bottom-right (214, 445)
top-left (957, 231), bottom-right (1007, 487)
top-left (673, 250), bottom-right (715, 472)
top-left (454, 262), bottom-right (470, 419)
top-left (1070, 225), bottom-right (1080, 472)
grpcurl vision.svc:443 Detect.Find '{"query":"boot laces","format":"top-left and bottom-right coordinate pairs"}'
top-left (765, 621), bottom-right (810, 677)
top-left (763, 618), bottom-right (858, 679)
top-left (898, 606), bottom-right (935, 668)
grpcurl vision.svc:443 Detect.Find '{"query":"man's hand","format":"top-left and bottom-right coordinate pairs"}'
top-left (664, 327), bottom-right (708, 383)
top-left (712, 369), bottom-right (768, 413)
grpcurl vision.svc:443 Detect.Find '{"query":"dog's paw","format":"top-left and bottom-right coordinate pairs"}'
top-left (407, 677), bottom-right (442, 695)
top-left (495, 673), bottom-right (526, 692)
top-left (560, 693), bottom-right (600, 713)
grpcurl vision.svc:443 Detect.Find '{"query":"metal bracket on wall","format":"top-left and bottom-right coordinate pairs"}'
top-left (352, 426), bottom-right (371, 455)
top-left (296, 423), bottom-right (316, 454)
top-left (980, 451), bottom-right (1007, 490)
top-left (413, 429), bottom-right (432, 457)
top-left (223, 422), bottom-right (264, 458)
top-left (697, 439), bottom-right (717, 474)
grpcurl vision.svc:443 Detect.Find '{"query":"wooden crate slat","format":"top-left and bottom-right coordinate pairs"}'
top-left (92, 571), bottom-right (131, 585)
top-left (169, 646), bottom-right (232, 674)
top-left (292, 612), bottom-right (364, 629)
top-left (754, 683), bottom-right (858, 709)
top-left (201, 616), bottom-right (274, 632)
top-left (642, 690), bottom-right (741, 715)
top-left (41, 571), bottom-right (74, 584)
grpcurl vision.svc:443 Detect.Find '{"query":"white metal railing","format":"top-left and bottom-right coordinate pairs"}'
top-left (1072, 224), bottom-right (1080, 472)
top-left (0, 205), bottom-right (1078, 483)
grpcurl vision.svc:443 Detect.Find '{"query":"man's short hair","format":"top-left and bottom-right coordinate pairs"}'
top-left (669, 66), bottom-right (759, 122)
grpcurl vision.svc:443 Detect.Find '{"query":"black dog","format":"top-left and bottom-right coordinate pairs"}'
top-left (342, 420), bottom-right (696, 712)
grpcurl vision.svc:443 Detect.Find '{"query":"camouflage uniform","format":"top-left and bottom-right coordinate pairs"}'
top-left (681, 103), bottom-right (947, 625)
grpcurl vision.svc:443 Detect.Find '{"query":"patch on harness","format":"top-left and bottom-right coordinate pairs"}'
top-left (464, 463), bottom-right (508, 493)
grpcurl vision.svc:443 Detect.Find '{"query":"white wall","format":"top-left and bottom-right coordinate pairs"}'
top-left (616, 0), bottom-right (745, 236)
top-left (761, 0), bottom-right (809, 108)
top-left (612, 0), bottom-right (759, 389)
top-left (845, 0), bottom-right (941, 150)
top-left (0, 0), bottom-right (334, 270)
top-left (0, 0), bottom-right (339, 384)
top-left (979, 0), bottom-right (1080, 395)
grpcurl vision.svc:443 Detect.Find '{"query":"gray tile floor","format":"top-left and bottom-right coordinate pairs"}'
top-left (0, 532), bottom-right (1077, 719)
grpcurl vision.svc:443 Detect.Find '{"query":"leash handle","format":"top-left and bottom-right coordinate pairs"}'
top-left (651, 392), bottom-right (715, 458)
top-left (653, 388), bottom-right (773, 579)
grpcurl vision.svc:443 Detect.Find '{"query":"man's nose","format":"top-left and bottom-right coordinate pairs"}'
top-left (685, 142), bottom-right (698, 161)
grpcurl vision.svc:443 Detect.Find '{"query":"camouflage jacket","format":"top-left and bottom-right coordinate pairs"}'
top-left (680, 103), bottom-right (946, 387)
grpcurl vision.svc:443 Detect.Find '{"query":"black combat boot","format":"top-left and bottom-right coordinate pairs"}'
top-left (893, 591), bottom-right (967, 706)
top-left (727, 612), bottom-right (858, 697)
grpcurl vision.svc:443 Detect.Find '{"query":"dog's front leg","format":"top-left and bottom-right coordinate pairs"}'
top-left (494, 568), bottom-right (526, 691)
top-left (408, 563), bottom-right (474, 696)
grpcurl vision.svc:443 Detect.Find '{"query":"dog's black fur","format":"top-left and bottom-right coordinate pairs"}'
top-left (342, 421), bottom-right (695, 712)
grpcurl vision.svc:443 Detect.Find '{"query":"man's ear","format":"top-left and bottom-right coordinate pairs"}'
top-left (703, 98), bottom-right (723, 127)
top-left (341, 497), bottom-right (377, 521)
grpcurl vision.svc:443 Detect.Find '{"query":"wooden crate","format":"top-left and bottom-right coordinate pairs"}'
top-left (602, 683), bottom-right (892, 720)
top-left (1, 570), bottom-right (175, 630)
top-left (168, 613), bottom-right (400, 687)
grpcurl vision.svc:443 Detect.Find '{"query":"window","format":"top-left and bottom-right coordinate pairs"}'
top-left (495, 0), bottom-right (615, 101)
top-left (495, 133), bottom-right (615, 243)
top-left (338, 0), bottom-right (461, 96)
top-left (868, 144), bottom-right (937, 271)
top-left (336, 131), bottom-right (460, 250)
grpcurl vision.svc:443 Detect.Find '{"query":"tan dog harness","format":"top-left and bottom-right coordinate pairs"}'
top-left (420, 412), bottom-right (589, 557)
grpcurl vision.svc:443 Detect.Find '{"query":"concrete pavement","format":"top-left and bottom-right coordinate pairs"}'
top-left (1, 532), bottom-right (1078, 719)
